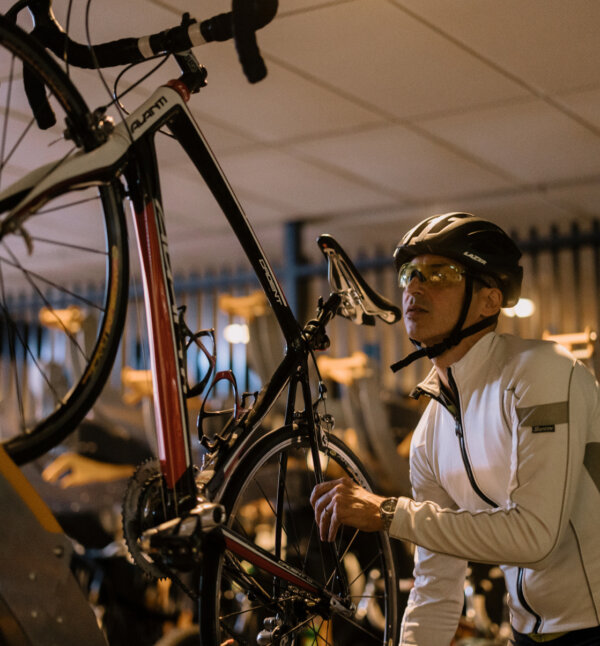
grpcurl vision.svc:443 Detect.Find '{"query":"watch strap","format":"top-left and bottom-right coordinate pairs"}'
top-left (379, 496), bottom-right (398, 532)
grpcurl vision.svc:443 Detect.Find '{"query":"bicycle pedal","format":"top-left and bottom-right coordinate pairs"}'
top-left (140, 501), bottom-right (225, 568)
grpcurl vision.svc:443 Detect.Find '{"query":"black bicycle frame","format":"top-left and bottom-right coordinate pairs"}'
top-left (122, 78), bottom-right (326, 516)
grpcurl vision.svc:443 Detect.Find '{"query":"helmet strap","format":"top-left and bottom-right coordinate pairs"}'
top-left (390, 275), bottom-right (499, 373)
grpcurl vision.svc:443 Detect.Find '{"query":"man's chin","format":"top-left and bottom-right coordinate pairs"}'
top-left (404, 327), bottom-right (446, 347)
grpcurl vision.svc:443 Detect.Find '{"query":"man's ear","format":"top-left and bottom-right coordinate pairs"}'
top-left (482, 287), bottom-right (503, 316)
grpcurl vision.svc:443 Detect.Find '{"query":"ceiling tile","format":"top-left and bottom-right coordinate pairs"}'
top-left (167, 220), bottom-right (286, 274)
top-left (260, 0), bottom-right (529, 119)
top-left (435, 193), bottom-right (580, 233)
top-left (419, 99), bottom-right (600, 184)
top-left (219, 147), bottom-right (397, 215)
top-left (557, 86), bottom-right (600, 132)
top-left (545, 182), bottom-right (600, 219)
top-left (180, 49), bottom-right (384, 142)
top-left (291, 123), bottom-right (511, 200)
top-left (395, 0), bottom-right (600, 94)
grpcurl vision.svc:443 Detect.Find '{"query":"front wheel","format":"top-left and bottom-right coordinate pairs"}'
top-left (199, 426), bottom-right (403, 646)
top-left (0, 17), bottom-right (129, 464)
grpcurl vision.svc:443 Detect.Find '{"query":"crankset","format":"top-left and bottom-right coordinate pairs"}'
top-left (123, 458), bottom-right (225, 580)
top-left (122, 458), bottom-right (169, 579)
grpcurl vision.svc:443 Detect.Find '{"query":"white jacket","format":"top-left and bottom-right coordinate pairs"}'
top-left (390, 332), bottom-right (600, 645)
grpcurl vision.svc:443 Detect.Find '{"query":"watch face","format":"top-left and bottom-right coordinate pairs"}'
top-left (381, 497), bottom-right (397, 515)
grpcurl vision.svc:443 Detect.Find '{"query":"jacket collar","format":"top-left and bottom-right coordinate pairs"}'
top-left (410, 331), bottom-right (497, 400)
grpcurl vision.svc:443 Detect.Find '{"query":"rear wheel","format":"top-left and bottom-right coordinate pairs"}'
top-left (0, 17), bottom-right (128, 463)
top-left (199, 426), bottom-right (402, 646)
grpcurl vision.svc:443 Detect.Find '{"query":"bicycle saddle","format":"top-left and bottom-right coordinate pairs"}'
top-left (317, 234), bottom-right (401, 325)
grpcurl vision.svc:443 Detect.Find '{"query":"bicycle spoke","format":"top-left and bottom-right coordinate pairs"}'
top-left (0, 52), bottom-right (16, 186)
top-left (0, 261), bottom-right (26, 429)
top-left (0, 249), bottom-right (106, 314)
top-left (278, 613), bottom-right (322, 644)
top-left (1, 117), bottom-right (36, 177)
top-left (0, 246), bottom-right (88, 356)
top-left (219, 602), bottom-right (272, 622)
top-left (36, 193), bottom-right (104, 217)
top-left (346, 549), bottom-right (384, 590)
top-left (252, 471), bottom-right (304, 564)
top-left (0, 302), bottom-right (65, 412)
top-left (222, 552), bottom-right (274, 608)
top-left (31, 234), bottom-right (109, 256)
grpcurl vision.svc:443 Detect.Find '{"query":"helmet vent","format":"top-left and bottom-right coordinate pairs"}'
top-left (428, 212), bottom-right (468, 235)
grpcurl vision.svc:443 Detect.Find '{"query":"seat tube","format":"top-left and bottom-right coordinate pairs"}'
top-left (128, 157), bottom-right (195, 506)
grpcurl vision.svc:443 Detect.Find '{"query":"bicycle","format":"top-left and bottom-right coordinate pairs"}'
top-left (0, 1), bottom-right (405, 643)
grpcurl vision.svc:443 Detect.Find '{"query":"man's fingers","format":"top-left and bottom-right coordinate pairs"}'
top-left (311, 477), bottom-right (359, 542)
top-left (327, 508), bottom-right (342, 542)
top-left (314, 493), bottom-right (335, 522)
top-left (310, 479), bottom-right (340, 507)
top-left (41, 452), bottom-right (73, 482)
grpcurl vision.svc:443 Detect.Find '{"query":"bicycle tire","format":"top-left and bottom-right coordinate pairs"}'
top-left (199, 426), bottom-right (403, 646)
top-left (0, 16), bottom-right (129, 464)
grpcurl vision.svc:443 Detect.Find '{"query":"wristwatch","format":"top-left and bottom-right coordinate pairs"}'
top-left (379, 497), bottom-right (398, 532)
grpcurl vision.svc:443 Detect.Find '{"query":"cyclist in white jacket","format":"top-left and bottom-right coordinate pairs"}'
top-left (311, 213), bottom-right (600, 646)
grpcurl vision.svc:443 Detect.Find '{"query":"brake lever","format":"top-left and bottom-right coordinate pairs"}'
top-left (232, 0), bottom-right (278, 83)
top-left (23, 62), bottom-right (56, 129)
top-left (5, 1), bottom-right (56, 129)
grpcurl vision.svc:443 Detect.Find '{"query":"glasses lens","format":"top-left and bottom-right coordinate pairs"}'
top-left (398, 262), bottom-right (465, 288)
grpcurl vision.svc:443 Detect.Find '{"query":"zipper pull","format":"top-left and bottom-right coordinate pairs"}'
top-left (454, 417), bottom-right (462, 437)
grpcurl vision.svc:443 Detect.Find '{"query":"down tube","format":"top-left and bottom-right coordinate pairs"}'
top-left (130, 195), bottom-right (195, 501)
top-left (166, 109), bottom-right (300, 344)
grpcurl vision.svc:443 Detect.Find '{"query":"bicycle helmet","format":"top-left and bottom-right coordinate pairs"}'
top-left (394, 212), bottom-right (522, 307)
top-left (391, 212), bottom-right (523, 372)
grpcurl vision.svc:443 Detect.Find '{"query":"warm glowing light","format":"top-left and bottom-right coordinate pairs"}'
top-left (502, 298), bottom-right (535, 319)
top-left (223, 323), bottom-right (250, 344)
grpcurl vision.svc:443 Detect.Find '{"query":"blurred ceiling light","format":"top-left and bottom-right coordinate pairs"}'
top-left (502, 298), bottom-right (535, 319)
top-left (223, 323), bottom-right (250, 344)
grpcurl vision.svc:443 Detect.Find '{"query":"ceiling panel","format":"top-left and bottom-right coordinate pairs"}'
top-left (185, 51), bottom-right (385, 142)
top-left (289, 123), bottom-right (512, 200)
top-left (259, 0), bottom-right (530, 119)
top-left (395, 0), bottom-right (600, 94)
top-left (557, 87), bottom-right (600, 132)
top-left (419, 98), bottom-right (600, 184)
top-left (218, 147), bottom-right (398, 215)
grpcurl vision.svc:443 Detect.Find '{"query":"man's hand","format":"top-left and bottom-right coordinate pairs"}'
top-left (310, 477), bottom-right (386, 542)
top-left (42, 452), bottom-right (135, 488)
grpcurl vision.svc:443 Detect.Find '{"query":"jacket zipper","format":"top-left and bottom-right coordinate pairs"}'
top-left (517, 568), bottom-right (542, 633)
top-left (446, 369), bottom-right (497, 508)
top-left (445, 368), bottom-right (542, 633)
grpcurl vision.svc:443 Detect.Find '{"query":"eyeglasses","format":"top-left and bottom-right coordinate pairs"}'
top-left (398, 261), bottom-right (466, 289)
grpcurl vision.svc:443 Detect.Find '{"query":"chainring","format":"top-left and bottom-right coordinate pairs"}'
top-left (122, 458), bottom-right (168, 579)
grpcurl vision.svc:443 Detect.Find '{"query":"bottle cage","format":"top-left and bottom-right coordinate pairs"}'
top-left (317, 234), bottom-right (401, 326)
top-left (176, 307), bottom-right (251, 450)
top-left (197, 369), bottom-right (240, 448)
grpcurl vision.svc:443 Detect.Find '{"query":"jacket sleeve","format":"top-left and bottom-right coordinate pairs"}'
top-left (400, 404), bottom-right (467, 646)
top-left (390, 350), bottom-right (593, 569)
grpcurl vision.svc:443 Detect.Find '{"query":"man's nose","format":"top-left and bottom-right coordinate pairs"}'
top-left (404, 270), bottom-right (426, 293)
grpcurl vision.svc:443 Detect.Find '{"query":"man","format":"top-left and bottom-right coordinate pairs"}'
top-left (311, 213), bottom-right (600, 645)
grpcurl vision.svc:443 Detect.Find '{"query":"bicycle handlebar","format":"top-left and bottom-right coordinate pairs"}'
top-left (18, 0), bottom-right (277, 82)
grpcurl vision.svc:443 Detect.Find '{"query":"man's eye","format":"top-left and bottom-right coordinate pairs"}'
top-left (430, 273), bottom-right (443, 282)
